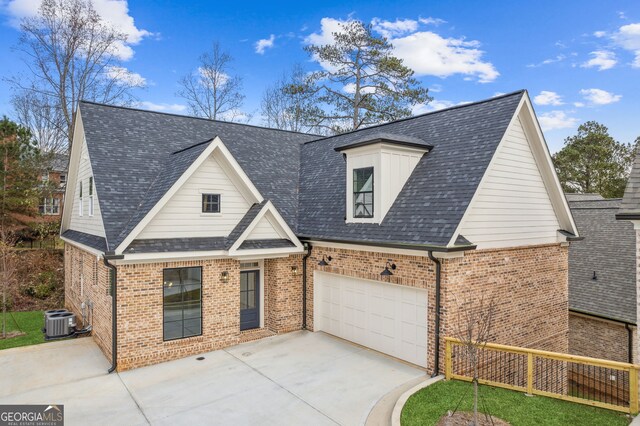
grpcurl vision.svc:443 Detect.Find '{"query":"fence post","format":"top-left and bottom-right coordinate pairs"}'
top-left (527, 353), bottom-right (534, 395)
top-left (445, 339), bottom-right (452, 379)
top-left (630, 366), bottom-right (639, 414)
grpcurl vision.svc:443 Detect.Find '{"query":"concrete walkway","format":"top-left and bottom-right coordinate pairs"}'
top-left (1, 331), bottom-right (425, 425)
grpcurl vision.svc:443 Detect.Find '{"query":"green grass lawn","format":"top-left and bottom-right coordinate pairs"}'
top-left (401, 380), bottom-right (632, 426)
top-left (0, 311), bottom-right (47, 350)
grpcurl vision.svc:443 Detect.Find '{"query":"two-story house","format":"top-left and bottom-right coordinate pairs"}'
top-left (39, 153), bottom-right (69, 220)
top-left (60, 90), bottom-right (579, 372)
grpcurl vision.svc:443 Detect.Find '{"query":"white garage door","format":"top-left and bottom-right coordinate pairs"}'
top-left (314, 272), bottom-right (427, 367)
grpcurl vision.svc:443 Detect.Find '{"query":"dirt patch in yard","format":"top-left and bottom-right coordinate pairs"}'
top-left (437, 411), bottom-right (511, 426)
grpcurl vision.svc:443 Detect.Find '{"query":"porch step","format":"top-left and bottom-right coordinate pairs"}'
top-left (239, 328), bottom-right (276, 344)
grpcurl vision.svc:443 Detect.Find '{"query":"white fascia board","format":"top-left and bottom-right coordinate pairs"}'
top-left (445, 96), bottom-right (525, 248)
top-left (228, 200), bottom-right (303, 255)
top-left (114, 136), bottom-right (264, 254)
top-left (231, 246), bottom-right (304, 259)
top-left (304, 239), bottom-right (464, 258)
top-left (60, 235), bottom-right (103, 257)
top-left (60, 110), bottom-right (84, 233)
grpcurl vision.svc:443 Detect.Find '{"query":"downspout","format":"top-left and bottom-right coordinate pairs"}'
top-left (626, 323), bottom-right (634, 364)
top-left (428, 251), bottom-right (442, 377)
top-left (302, 243), bottom-right (312, 330)
top-left (103, 254), bottom-right (123, 373)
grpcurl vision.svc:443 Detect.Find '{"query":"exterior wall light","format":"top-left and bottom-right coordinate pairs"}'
top-left (291, 265), bottom-right (299, 276)
top-left (380, 261), bottom-right (397, 276)
top-left (318, 255), bottom-right (332, 266)
top-left (220, 271), bottom-right (229, 283)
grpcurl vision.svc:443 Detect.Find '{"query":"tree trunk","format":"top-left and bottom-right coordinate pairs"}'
top-left (473, 361), bottom-right (479, 426)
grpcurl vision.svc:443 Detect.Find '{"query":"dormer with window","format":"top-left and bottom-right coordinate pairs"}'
top-left (335, 133), bottom-right (432, 224)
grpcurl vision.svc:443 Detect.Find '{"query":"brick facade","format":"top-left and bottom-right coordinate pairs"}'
top-left (65, 241), bottom-right (569, 373)
top-left (569, 312), bottom-right (636, 363)
top-left (64, 244), bottom-right (112, 360)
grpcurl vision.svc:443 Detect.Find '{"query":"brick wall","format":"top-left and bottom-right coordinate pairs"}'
top-left (109, 255), bottom-right (305, 370)
top-left (65, 241), bottom-right (569, 373)
top-left (64, 244), bottom-right (112, 362)
top-left (569, 312), bottom-right (636, 363)
top-left (305, 243), bottom-right (569, 375)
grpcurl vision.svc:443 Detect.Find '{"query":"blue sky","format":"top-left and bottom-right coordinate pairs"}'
top-left (0, 0), bottom-right (639, 152)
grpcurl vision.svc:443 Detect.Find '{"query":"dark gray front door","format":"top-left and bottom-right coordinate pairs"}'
top-left (240, 270), bottom-right (259, 330)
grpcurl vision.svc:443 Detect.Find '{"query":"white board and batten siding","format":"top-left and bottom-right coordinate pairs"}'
top-left (379, 148), bottom-right (423, 218)
top-left (137, 153), bottom-right (251, 239)
top-left (68, 138), bottom-right (106, 237)
top-left (457, 115), bottom-right (560, 249)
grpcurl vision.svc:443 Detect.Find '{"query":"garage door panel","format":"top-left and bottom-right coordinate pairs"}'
top-left (315, 271), bottom-right (427, 367)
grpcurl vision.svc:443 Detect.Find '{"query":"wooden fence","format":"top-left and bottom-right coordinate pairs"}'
top-left (445, 337), bottom-right (639, 414)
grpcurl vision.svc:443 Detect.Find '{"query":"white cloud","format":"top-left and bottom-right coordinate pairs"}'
top-left (105, 66), bottom-right (146, 87)
top-left (419, 17), bottom-right (447, 26)
top-left (526, 54), bottom-right (566, 68)
top-left (4, 0), bottom-right (151, 61)
top-left (137, 101), bottom-right (186, 113)
top-left (198, 67), bottom-right (229, 86)
top-left (579, 88), bottom-right (622, 105)
top-left (533, 91), bottom-right (564, 106)
top-left (429, 83), bottom-right (443, 93)
top-left (393, 31), bottom-right (499, 82)
top-left (538, 111), bottom-right (579, 131)
top-left (255, 34), bottom-right (275, 54)
top-left (593, 30), bottom-right (607, 38)
top-left (412, 99), bottom-right (470, 115)
top-left (371, 18), bottom-right (417, 38)
top-left (581, 50), bottom-right (617, 70)
top-left (306, 17), bottom-right (499, 83)
top-left (573, 102), bottom-right (585, 107)
top-left (493, 92), bottom-right (506, 97)
top-left (613, 23), bottom-right (640, 67)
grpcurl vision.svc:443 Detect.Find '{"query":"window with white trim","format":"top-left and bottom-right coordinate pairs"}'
top-left (89, 176), bottom-right (94, 216)
top-left (201, 193), bottom-right (220, 213)
top-left (353, 167), bottom-right (374, 218)
top-left (39, 197), bottom-right (60, 215)
top-left (79, 181), bottom-right (83, 216)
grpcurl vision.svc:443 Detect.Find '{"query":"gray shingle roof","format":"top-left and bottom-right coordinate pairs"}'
top-left (125, 237), bottom-right (226, 253)
top-left (225, 201), bottom-right (267, 249)
top-left (297, 91), bottom-right (524, 247)
top-left (618, 146), bottom-right (640, 220)
top-left (69, 91), bottom-right (525, 253)
top-left (569, 198), bottom-right (636, 324)
top-left (565, 193), bottom-right (604, 202)
top-left (61, 229), bottom-right (107, 252)
top-left (79, 102), bottom-right (316, 251)
top-left (334, 132), bottom-right (432, 152)
top-left (238, 239), bottom-right (296, 250)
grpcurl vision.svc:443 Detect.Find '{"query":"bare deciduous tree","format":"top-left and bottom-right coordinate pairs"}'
top-left (260, 65), bottom-right (323, 133)
top-left (12, 90), bottom-right (67, 154)
top-left (177, 42), bottom-right (245, 121)
top-left (8, 0), bottom-right (145, 151)
top-left (452, 290), bottom-right (496, 426)
top-left (0, 231), bottom-right (17, 340)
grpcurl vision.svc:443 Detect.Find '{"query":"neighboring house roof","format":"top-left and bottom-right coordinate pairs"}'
top-left (617, 147), bottom-right (640, 220)
top-left (50, 153), bottom-right (69, 172)
top-left (568, 197), bottom-right (636, 324)
top-left (565, 193), bottom-right (604, 202)
top-left (77, 102), bottom-right (316, 252)
top-left (297, 91), bottom-right (524, 248)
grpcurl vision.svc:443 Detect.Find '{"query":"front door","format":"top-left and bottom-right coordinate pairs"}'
top-left (240, 270), bottom-right (260, 330)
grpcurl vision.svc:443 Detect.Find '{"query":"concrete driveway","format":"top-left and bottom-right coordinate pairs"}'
top-left (0, 331), bottom-right (425, 425)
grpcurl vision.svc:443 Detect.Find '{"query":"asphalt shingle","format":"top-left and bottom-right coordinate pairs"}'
top-left (569, 198), bottom-right (636, 324)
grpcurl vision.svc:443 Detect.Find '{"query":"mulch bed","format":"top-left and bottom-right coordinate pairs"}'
top-left (437, 411), bottom-right (511, 426)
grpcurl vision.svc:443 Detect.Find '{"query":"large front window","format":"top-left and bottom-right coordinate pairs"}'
top-left (163, 267), bottom-right (202, 341)
top-left (353, 167), bottom-right (374, 218)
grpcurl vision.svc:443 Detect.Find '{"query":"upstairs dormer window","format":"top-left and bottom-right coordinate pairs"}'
top-left (336, 133), bottom-right (432, 224)
top-left (79, 181), bottom-right (83, 217)
top-left (202, 193), bottom-right (221, 213)
top-left (353, 167), bottom-right (374, 218)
